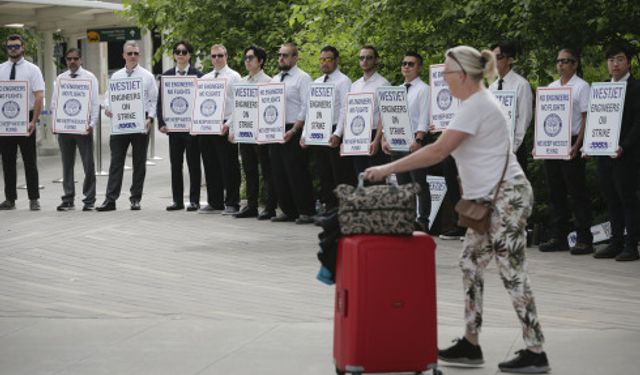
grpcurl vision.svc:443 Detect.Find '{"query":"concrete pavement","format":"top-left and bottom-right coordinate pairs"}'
top-left (0, 124), bottom-right (639, 375)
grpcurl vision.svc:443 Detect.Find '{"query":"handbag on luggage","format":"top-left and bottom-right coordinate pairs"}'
top-left (333, 233), bottom-right (441, 375)
top-left (335, 174), bottom-right (420, 236)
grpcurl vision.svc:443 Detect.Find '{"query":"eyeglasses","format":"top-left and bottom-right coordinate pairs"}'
top-left (447, 51), bottom-right (467, 75)
top-left (319, 57), bottom-right (335, 63)
top-left (359, 55), bottom-right (375, 61)
top-left (174, 49), bottom-right (189, 56)
top-left (401, 61), bottom-right (416, 68)
top-left (244, 55), bottom-right (257, 61)
top-left (278, 53), bottom-right (291, 58)
top-left (6, 44), bottom-right (21, 50)
top-left (66, 56), bottom-right (80, 61)
top-left (556, 58), bottom-right (576, 65)
top-left (211, 53), bottom-right (225, 59)
top-left (126, 51), bottom-right (140, 56)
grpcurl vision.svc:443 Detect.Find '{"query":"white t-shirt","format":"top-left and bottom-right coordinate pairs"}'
top-left (448, 89), bottom-right (524, 199)
top-left (548, 74), bottom-right (589, 135)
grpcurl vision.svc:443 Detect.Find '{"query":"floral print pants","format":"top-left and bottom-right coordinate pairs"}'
top-left (459, 176), bottom-right (545, 347)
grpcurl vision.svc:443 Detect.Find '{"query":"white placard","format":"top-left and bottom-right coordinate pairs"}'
top-left (232, 84), bottom-right (259, 144)
top-left (257, 82), bottom-right (285, 143)
top-left (492, 90), bottom-right (517, 147)
top-left (534, 87), bottom-right (572, 159)
top-left (53, 78), bottom-right (92, 134)
top-left (583, 82), bottom-right (626, 156)
top-left (161, 76), bottom-right (197, 132)
top-left (304, 83), bottom-right (334, 146)
top-left (377, 86), bottom-right (412, 152)
top-left (108, 77), bottom-right (146, 134)
top-left (192, 78), bottom-right (226, 135)
top-left (429, 64), bottom-right (460, 132)
top-left (0, 80), bottom-right (30, 136)
top-left (427, 175), bottom-right (447, 230)
top-left (341, 92), bottom-right (374, 156)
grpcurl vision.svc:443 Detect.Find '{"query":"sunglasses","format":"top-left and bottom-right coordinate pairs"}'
top-left (401, 61), bottom-right (416, 68)
top-left (211, 53), bottom-right (225, 59)
top-left (359, 55), bottom-right (375, 61)
top-left (126, 51), bottom-right (140, 56)
top-left (320, 57), bottom-right (335, 63)
top-left (556, 58), bottom-right (576, 65)
top-left (278, 53), bottom-right (291, 58)
top-left (495, 53), bottom-right (506, 60)
top-left (6, 44), bottom-right (21, 50)
top-left (244, 55), bottom-right (257, 61)
top-left (174, 49), bottom-right (189, 56)
top-left (66, 56), bottom-right (80, 61)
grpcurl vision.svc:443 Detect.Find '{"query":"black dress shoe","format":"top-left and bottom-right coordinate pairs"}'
top-left (234, 206), bottom-right (258, 218)
top-left (538, 238), bottom-right (569, 252)
top-left (257, 210), bottom-right (276, 221)
top-left (186, 202), bottom-right (200, 211)
top-left (593, 243), bottom-right (622, 259)
top-left (96, 201), bottom-right (116, 212)
top-left (270, 213), bottom-right (296, 222)
top-left (166, 203), bottom-right (185, 211)
top-left (130, 201), bottom-right (141, 211)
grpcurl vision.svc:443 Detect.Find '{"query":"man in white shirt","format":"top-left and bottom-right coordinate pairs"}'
top-left (50, 48), bottom-right (99, 211)
top-left (489, 41), bottom-right (533, 175)
top-left (302, 46), bottom-right (356, 212)
top-left (97, 40), bottom-right (158, 211)
top-left (350, 45), bottom-right (390, 176)
top-left (270, 43), bottom-right (315, 224)
top-left (198, 44), bottom-right (242, 215)
top-left (382, 51), bottom-right (431, 231)
top-left (0, 34), bottom-right (44, 211)
top-left (231, 45), bottom-right (277, 220)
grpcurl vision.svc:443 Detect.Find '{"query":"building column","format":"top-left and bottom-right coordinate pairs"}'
top-left (39, 30), bottom-right (58, 155)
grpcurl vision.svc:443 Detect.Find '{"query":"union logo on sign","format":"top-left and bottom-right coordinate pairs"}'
top-left (63, 99), bottom-right (82, 117)
top-left (264, 105), bottom-right (278, 125)
top-left (2, 100), bottom-right (20, 119)
top-left (200, 99), bottom-right (217, 117)
top-left (350, 115), bottom-right (365, 136)
top-left (437, 89), bottom-right (452, 111)
top-left (170, 97), bottom-right (189, 115)
top-left (543, 113), bottom-right (562, 137)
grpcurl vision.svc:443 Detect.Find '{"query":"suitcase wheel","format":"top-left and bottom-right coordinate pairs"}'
top-left (432, 369), bottom-right (443, 375)
top-left (335, 368), bottom-right (345, 375)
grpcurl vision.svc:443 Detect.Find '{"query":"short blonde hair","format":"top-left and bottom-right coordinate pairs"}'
top-left (446, 45), bottom-right (497, 84)
top-left (210, 44), bottom-right (227, 55)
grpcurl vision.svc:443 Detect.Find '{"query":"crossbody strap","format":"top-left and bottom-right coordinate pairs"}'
top-left (490, 149), bottom-right (511, 205)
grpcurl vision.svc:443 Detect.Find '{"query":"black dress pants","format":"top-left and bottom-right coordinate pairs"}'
top-left (168, 133), bottom-right (201, 205)
top-left (105, 133), bottom-right (149, 203)
top-left (199, 134), bottom-right (240, 209)
top-left (352, 129), bottom-right (389, 176)
top-left (597, 156), bottom-right (638, 248)
top-left (58, 133), bottom-right (95, 205)
top-left (391, 151), bottom-right (431, 228)
top-left (315, 144), bottom-right (357, 210)
top-left (269, 126), bottom-right (315, 217)
top-left (239, 143), bottom-right (277, 211)
top-left (544, 151), bottom-right (593, 244)
top-left (0, 112), bottom-right (39, 201)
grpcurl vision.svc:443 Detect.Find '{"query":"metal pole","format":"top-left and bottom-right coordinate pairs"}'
top-left (95, 104), bottom-right (108, 176)
top-left (147, 120), bottom-right (162, 162)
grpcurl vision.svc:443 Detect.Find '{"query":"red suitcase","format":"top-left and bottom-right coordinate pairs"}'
top-left (333, 232), bottom-right (440, 375)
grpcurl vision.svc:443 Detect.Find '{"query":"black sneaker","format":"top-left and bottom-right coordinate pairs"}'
top-left (57, 201), bottom-right (75, 211)
top-left (498, 349), bottom-right (550, 373)
top-left (538, 238), bottom-right (569, 252)
top-left (439, 227), bottom-right (466, 240)
top-left (438, 337), bottom-right (484, 366)
top-left (569, 242), bottom-right (594, 255)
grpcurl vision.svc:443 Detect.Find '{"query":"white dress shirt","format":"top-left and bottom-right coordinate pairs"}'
top-left (203, 64), bottom-right (242, 121)
top-left (0, 57), bottom-right (45, 110)
top-left (350, 72), bottom-right (390, 130)
top-left (403, 76), bottom-right (430, 133)
top-left (244, 69), bottom-right (271, 84)
top-left (50, 66), bottom-right (100, 127)
top-left (489, 69), bottom-right (533, 149)
top-left (272, 65), bottom-right (312, 124)
top-left (107, 64), bottom-right (158, 118)
top-left (549, 74), bottom-right (590, 135)
top-left (313, 69), bottom-right (351, 137)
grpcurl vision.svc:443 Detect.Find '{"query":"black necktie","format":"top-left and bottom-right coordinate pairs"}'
top-left (9, 62), bottom-right (16, 80)
top-left (323, 74), bottom-right (329, 83)
top-left (498, 79), bottom-right (504, 90)
top-left (70, 73), bottom-right (78, 78)
top-left (214, 71), bottom-right (219, 78)
top-left (126, 70), bottom-right (133, 77)
top-left (280, 72), bottom-right (288, 82)
top-left (178, 70), bottom-right (186, 76)
top-left (404, 83), bottom-right (411, 92)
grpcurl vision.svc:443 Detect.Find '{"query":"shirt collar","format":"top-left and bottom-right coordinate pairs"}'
top-left (10, 57), bottom-right (25, 65)
top-left (248, 69), bottom-right (264, 80)
top-left (404, 76), bottom-right (422, 85)
top-left (612, 72), bottom-right (631, 83)
top-left (176, 64), bottom-right (190, 73)
top-left (67, 66), bottom-right (84, 76)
